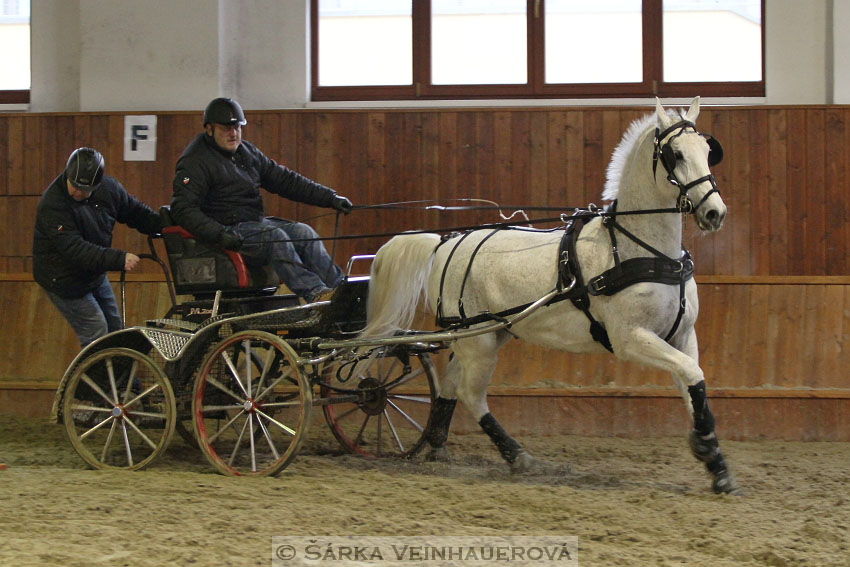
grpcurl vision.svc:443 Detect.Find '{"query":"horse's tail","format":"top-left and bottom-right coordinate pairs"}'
top-left (361, 233), bottom-right (442, 338)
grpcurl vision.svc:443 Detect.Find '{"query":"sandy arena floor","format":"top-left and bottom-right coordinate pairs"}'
top-left (1, 412), bottom-right (849, 567)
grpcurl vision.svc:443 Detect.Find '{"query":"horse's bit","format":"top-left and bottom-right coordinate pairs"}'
top-left (652, 119), bottom-right (724, 213)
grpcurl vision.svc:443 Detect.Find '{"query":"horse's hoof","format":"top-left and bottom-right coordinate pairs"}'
top-left (510, 451), bottom-right (536, 474)
top-left (425, 446), bottom-right (450, 463)
top-left (712, 471), bottom-right (742, 495)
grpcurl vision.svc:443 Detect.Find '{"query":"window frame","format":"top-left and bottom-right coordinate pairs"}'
top-left (0, 0), bottom-right (30, 104)
top-left (0, 90), bottom-right (29, 104)
top-left (310, 0), bottom-right (765, 101)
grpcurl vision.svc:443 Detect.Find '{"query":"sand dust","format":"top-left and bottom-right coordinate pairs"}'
top-left (1, 412), bottom-right (849, 566)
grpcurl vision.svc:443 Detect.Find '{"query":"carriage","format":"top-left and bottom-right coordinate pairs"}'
top-left (49, 204), bottom-right (449, 476)
top-left (51, 98), bottom-right (740, 492)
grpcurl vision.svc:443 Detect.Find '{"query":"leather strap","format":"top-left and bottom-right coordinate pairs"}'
top-left (587, 254), bottom-right (693, 297)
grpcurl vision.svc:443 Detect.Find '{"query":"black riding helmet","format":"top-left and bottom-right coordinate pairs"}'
top-left (65, 147), bottom-right (105, 191)
top-left (203, 97), bottom-right (247, 126)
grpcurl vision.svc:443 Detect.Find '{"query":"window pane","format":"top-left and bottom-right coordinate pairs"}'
top-left (0, 0), bottom-right (30, 89)
top-left (663, 0), bottom-right (762, 82)
top-left (545, 0), bottom-right (642, 84)
top-left (431, 0), bottom-right (526, 85)
top-left (318, 0), bottom-right (412, 86)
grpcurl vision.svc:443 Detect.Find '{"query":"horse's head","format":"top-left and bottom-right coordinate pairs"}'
top-left (654, 97), bottom-right (727, 231)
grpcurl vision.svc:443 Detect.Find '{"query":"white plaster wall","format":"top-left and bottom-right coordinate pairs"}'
top-left (29, 0), bottom-right (81, 112)
top-left (765, 0), bottom-right (828, 104)
top-left (21, 0), bottom-right (839, 111)
top-left (219, 0), bottom-right (310, 109)
top-left (834, 0), bottom-right (850, 103)
top-left (77, 0), bottom-right (219, 111)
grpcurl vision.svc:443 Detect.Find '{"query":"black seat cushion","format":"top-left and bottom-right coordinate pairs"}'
top-left (159, 205), bottom-right (280, 296)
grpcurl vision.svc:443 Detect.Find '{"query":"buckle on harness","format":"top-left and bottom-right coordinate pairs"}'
top-left (671, 258), bottom-right (694, 274)
top-left (589, 276), bottom-right (606, 293)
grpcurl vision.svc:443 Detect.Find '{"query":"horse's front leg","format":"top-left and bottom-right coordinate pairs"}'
top-left (686, 380), bottom-right (739, 494)
top-left (615, 327), bottom-right (740, 494)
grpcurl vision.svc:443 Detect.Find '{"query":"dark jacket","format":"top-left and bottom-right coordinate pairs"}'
top-left (32, 174), bottom-right (163, 298)
top-left (171, 134), bottom-right (338, 244)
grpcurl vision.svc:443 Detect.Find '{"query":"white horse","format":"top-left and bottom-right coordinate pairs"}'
top-left (361, 97), bottom-right (738, 494)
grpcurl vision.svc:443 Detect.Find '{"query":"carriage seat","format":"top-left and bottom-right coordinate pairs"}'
top-left (159, 205), bottom-right (281, 296)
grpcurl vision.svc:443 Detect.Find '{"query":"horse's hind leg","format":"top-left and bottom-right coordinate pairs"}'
top-left (424, 356), bottom-right (460, 462)
top-left (478, 410), bottom-right (533, 473)
top-left (451, 332), bottom-right (537, 473)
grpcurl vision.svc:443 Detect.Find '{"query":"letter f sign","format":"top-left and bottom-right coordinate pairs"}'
top-left (131, 125), bottom-right (149, 151)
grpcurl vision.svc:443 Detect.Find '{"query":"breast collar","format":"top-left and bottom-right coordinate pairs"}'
top-left (557, 205), bottom-right (694, 352)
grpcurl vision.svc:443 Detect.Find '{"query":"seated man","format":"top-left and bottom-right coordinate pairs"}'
top-left (170, 97), bottom-right (353, 302)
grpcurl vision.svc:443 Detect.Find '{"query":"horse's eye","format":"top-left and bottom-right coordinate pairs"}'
top-left (675, 151), bottom-right (684, 160)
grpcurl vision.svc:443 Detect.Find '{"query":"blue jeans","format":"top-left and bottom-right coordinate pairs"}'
top-left (229, 217), bottom-right (344, 298)
top-left (46, 275), bottom-right (123, 347)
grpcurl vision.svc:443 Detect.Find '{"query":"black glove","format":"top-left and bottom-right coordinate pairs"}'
top-left (218, 231), bottom-right (243, 251)
top-left (331, 195), bottom-right (353, 215)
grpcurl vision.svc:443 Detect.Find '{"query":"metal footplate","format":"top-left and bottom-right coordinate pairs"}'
top-left (139, 328), bottom-right (193, 359)
top-left (146, 318), bottom-right (201, 332)
top-left (231, 306), bottom-right (322, 332)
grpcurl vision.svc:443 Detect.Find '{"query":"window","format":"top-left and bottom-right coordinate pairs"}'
top-left (0, 0), bottom-right (30, 103)
top-left (431, 0), bottom-right (527, 85)
top-left (317, 1), bottom-right (412, 86)
top-left (311, 0), bottom-right (764, 100)
top-left (663, 0), bottom-right (762, 83)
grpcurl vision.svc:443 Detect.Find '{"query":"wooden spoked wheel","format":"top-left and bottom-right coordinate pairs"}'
top-left (62, 347), bottom-right (176, 471)
top-left (192, 331), bottom-right (311, 476)
top-left (321, 347), bottom-right (437, 459)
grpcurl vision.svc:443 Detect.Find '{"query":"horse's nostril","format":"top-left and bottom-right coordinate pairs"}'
top-left (706, 210), bottom-right (718, 223)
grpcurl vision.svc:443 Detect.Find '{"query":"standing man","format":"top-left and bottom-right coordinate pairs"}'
top-left (32, 147), bottom-right (163, 347)
top-left (170, 97), bottom-right (353, 303)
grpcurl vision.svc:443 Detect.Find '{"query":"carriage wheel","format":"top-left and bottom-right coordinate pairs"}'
top-left (62, 347), bottom-right (176, 471)
top-left (174, 348), bottom-right (266, 451)
top-left (321, 347), bottom-right (437, 459)
top-left (192, 331), bottom-right (311, 476)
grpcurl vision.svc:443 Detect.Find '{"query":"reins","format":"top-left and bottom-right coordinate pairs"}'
top-left (224, 202), bottom-right (685, 246)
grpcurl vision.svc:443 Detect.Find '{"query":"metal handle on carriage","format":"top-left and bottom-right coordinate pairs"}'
top-left (344, 254), bottom-right (376, 277)
top-left (211, 290), bottom-right (222, 318)
top-left (117, 250), bottom-right (174, 330)
top-left (315, 285), bottom-right (568, 351)
top-left (298, 349), bottom-right (340, 366)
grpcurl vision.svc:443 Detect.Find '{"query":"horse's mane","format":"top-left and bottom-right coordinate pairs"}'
top-left (603, 113), bottom-right (656, 201)
top-left (604, 107), bottom-right (691, 201)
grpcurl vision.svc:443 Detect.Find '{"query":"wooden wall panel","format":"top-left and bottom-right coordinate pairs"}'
top-left (0, 280), bottom-right (173, 383)
top-left (3, 103), bottom-right (850, 270)
top-left (4, 104), bottom-right (850, 274)
top-left (3, 106), bottom-right (850, 440)
top-left (4, 277), bottom-right (848, 393)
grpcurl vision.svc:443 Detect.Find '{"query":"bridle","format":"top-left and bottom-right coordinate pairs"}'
top-left (652, 119), bottom-right (724, 214)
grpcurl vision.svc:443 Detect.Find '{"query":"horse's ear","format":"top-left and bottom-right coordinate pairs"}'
top-left (655, 98), bottom-right (673, 129)
top-left (684, 96), bottom-right (701, 122)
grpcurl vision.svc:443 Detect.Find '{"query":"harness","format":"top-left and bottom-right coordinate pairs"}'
top-left (652, 119), bottom-right (722, 215)
top-left (434, 227), bottom-right (573, 329)
top-left (557, 205), bottom-right (694, 352)
top-left (433, 117), bottom-right (721, 352)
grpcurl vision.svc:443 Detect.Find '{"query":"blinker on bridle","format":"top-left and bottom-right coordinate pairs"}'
top-left (652, 119), bottom-right (724, 213)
